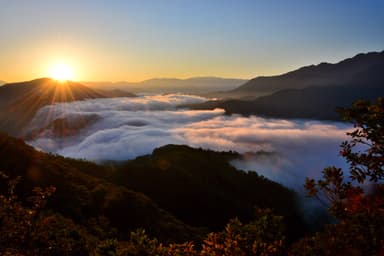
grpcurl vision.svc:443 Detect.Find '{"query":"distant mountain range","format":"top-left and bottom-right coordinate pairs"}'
top-left (1, 50), bottom-right (383, 134)
top-left (225, 51), bottom-right (384, 99)
top-left (0, 78), bottom-right (135, 136)
top-left (84, 77), bottom-right (247, 95)
top-left (188, 51), bottom-right (384, 120)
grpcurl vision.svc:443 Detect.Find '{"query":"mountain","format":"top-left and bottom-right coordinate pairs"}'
top-left (0, 132), bottom-right (198, 242)
top-left (0, 80), bottom-right (5, 85)
top-left (190, 85), bottom-right (384, 120)
top-left (110, 145), bottom-right (303, 234)
top-left (226, 51), bottom-right (384, 98)
top-left (0, 78), bottom-right (135, 136)
top-left (84, 77), bottom-right (247, 95)
top-left (0, 132), bottom-right (304, 243)
top-left (96, 88), bottom-right (136, 98)
top-left (187, 51), bottom-right (384, 120)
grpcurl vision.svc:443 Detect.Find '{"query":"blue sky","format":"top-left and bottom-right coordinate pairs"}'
top-left (0, 0), bottom-right (383, 81)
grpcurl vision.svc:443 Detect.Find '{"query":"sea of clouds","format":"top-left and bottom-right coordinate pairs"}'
top-left (27, 94), bottom-right (352, 190)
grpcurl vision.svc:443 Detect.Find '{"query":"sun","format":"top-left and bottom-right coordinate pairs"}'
top-left (49, 63), bottom-right (74, 81)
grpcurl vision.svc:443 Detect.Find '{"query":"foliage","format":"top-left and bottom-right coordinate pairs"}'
top-left (113, 229), bottom-right (195, 256)
top-left (290, 209), bottom-right (384, 256)
top-left (300, 98), bottom-right (384, 255)
top-left (201, 209), bottom-right (285, 256)
top-left (340, 97), bottom-right (384, 183)
top-left (96, 239), bottom-right (118, 256)
top-left (0, 172), bottom-right (89, 255)
top-left (104, 209), bottom-right (285, 256)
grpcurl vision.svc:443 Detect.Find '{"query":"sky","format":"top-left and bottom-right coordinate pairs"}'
top-left (0, 0), bottom-right (383, 82)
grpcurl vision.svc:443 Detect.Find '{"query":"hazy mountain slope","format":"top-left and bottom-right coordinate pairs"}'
top-left (85, 77), bottom-right (247, 95)
top-left (188, 60), bottom-right (384, 120)
top-left (95, 88), bottom-right (136, 98)
top-left (0, 78), bottom-right (135, 136)
top-left (227, 51), bottom-right (384, 98)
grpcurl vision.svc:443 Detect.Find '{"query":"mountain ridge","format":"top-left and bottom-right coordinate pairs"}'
top-left (227, 50), bottom-right (384, 98)
top-left (187, 51), bottom-right (384, 120)
top-left (84, 76), bottom-right (247, 95)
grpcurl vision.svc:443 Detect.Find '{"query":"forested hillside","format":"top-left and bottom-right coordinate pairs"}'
top-left (110, 145), bottom-right (302, 233)
top-left (0, 132), bottom-right (304, 254)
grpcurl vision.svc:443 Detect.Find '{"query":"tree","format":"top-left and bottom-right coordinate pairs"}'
top-left (0, 172), bottom-right (89, 256)
top-left (300, 98), bottom-right (384, 255)
top-left (201, 209), bottom-right (285, 256)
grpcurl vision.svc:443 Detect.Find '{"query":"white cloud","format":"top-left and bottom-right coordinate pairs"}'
top-left (27, 94), bottom-right (351, 189)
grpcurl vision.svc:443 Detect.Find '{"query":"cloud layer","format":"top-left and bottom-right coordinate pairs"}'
top-left (27, 94), bottom-right (351, 189)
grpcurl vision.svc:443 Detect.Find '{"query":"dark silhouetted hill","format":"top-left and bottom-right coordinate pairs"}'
top-left (188, 53), bottom-right (384, 120)
top-left (0, 132), bottom-right (305, 241)
top-left (191, 85), bottom-right (383, 120)
top-left (110, 144), bottom-right (304, 238)
top-left (0, 132), bottom-right (198, 242)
